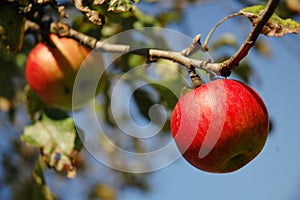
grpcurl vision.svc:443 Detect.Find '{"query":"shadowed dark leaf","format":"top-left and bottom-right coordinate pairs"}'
top-left (0, 3), bottom-right (25, 52)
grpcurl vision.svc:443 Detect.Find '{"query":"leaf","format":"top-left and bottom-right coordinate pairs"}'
top-left (240, 5), bottom-right (300, 36)
top-left (24, 86), bottom-right (44, 121)
top-left (21, 114), bottom-right (79, 178)
top-left (0, 3), bottom-right (25, 52)
top-left (93, 0), bottom-right (106, 5)
top-left (108, 0), bottom-right (135, 13)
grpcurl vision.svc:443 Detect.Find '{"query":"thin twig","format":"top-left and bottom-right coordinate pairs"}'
top-left (203, 12), bottom-right (242, 51)
top-left (50, 20), bottom-right (220, 76)
top-left (218, 0), bottom-right (280, 75)
top-left (25, 0), bottom-right (279, 80)
top-left (181, 34), bottom-right (203, 56)
top-left (180, 34), bottom-right (204, 88)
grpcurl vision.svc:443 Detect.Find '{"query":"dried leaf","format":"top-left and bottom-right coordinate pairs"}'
top-left (240, 5), bottom-right (300, 37)
top-left (86, 10), bottom-right (105, 27)
top-left (74, 0), bottom-right (104, 27)
top-left (93, 0), bottom-right (106, 5)
top-left (21, 115), bottom-right (79, 178)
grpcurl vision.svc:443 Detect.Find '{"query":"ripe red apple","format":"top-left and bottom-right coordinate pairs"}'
top-left (26, 34), bottom-right (104, 110)
top-left (170, 79), bottom-right (269, 173)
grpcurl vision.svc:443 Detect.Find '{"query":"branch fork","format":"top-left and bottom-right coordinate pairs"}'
top-left (25, 0), bottom-right (280, 88)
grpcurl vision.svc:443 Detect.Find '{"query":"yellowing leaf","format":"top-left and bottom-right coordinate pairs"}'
top-left (240, 5), bottom-right (300, 37)
top-left (21, 115), bottom-right (80, 178)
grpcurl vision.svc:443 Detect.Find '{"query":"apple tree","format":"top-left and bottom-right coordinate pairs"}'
top-left (0, 0), bottom-right (299, 199)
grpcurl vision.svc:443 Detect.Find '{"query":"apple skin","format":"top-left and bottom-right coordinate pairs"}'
top-left (170, 79), bottom-right (269, 173)
top-left (26, 34), bottom-right (103, 110)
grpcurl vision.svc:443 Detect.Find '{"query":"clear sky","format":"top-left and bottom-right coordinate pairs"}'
top-left (119, 2), bottom-right (300, 200)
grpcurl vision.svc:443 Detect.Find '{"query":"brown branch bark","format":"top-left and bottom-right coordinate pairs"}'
top-left (180, 34), bottom-right (204, 88)
top-left (25, 0), bottom-right (279, 85)
top-left (49, 20), bottom-right (221, 77)
top-left (218, 0), bottom-right (280, 76)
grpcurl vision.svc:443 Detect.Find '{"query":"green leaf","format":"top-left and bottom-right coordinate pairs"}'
top-left (240, 5), bottom-right (300, 37)
top-left (25, 86), bottom-right (44, 121)
top-left (21, 114), bottom-right (79, 178)
top-left (108, 0), bottom-right (135, 13)
top-left (0, 3), bottom-right (25, 52)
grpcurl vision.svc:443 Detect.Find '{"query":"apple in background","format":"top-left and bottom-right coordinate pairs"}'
top-left (26, 34), bottom-right (104, 110)
top-left (170, 79), bottom-right (269, 173)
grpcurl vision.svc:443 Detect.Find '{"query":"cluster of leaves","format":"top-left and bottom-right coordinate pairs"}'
top-left (0, 0), bottom-right (299, 199)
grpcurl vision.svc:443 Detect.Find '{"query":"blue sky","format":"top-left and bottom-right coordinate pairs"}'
top-left (120, 2), bottom-right (300, 200)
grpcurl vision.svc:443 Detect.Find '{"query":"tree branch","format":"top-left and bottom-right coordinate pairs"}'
top-left (218, 0), bottom-right (280, 75)
top-left (25, 0), bottom-right (279, 85)
top-left (180, 34), bottom-right (205, 88)
top-left (48, 20), bottom-right (220, 80)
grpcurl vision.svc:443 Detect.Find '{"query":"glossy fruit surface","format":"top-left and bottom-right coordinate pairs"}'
top-left (170, 79), bottom-right (269, 173)
top-left (26, 34), bottom-right (102, 110)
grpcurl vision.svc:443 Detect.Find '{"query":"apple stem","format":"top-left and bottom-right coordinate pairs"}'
top-left (187, 65), bottom-right (203, 88)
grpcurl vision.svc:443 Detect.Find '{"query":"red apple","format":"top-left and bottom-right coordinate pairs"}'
top-left (170, 79), bottom-right (269, 173)
top-left (26, 34), bottom-right (104, 110)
